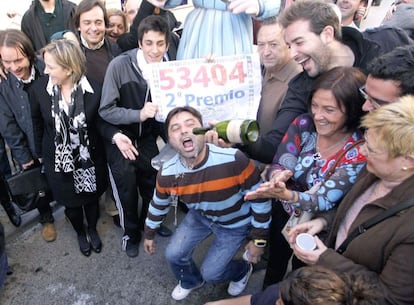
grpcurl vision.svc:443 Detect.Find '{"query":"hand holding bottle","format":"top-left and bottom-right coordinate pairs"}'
top-left (204, 121), bottom-right (233, 148)
top-left (193, 119), bottom-right (260, 145)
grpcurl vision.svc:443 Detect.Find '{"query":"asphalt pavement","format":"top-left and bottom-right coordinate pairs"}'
top-left (0, 201), bottom-right (265, 305)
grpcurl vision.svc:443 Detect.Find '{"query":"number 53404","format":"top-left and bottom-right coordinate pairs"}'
top-left (159, 61), bottom-right (247, 90)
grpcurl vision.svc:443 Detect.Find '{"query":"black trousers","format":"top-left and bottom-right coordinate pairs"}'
top-left (263, 200), bottom-right (305, 288)
top-left (106, 136), bottom-right (158, 243)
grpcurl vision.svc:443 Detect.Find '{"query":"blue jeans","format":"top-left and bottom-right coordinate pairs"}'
top-left (165, 209), bottom-right (250, 289)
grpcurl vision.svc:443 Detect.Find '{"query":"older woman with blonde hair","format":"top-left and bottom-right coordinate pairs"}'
top-left (289, 95), bottom-right (414, 305)
top-left (106, 8), bottom-right (128, 41)
top-left (28, 39), bottom-right (121, 256)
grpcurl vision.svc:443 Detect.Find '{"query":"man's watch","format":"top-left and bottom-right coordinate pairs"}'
top-left (253, 239), bottom-right (267, 248)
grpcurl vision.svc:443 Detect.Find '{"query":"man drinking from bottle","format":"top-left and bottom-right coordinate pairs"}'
top-left (143, 106), bottom-right (271, 301)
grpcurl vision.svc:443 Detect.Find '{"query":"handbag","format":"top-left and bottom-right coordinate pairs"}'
top-left (7, 165), bottom-right (49, 196)
top-left (281, 139), bottom-right (365, 241)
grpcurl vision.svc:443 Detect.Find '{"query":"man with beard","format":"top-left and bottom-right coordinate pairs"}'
top-left (143, 106), bottom-right (271, 301)
top-left (237, 0), bottom-right (411, 165)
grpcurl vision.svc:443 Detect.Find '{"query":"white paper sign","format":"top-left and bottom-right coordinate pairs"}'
top-left (148, 54), bottom-right (262, 124)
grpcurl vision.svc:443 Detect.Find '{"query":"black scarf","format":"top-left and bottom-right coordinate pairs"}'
top-left (52, 83), bottom-right (96, 194)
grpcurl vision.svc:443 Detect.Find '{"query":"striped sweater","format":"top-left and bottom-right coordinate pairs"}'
top-left (144, 144), bottom-right (271, 240)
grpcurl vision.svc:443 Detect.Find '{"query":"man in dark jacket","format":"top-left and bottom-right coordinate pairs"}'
top-left (238, 0), bottom-right (412, 165)
top-left (0, 29), bottom-right (56, 242)
top-left (21, 0), bottom-right (77, 52)
top-left (117, 0), bottom-right (180, 60)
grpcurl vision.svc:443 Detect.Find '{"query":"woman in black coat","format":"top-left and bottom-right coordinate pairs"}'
top-left (29, 39), bottom-right (117, 256)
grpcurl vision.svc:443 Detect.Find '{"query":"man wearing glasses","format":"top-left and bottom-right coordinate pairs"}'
top-left (360, 44), bottom-right (414, 111)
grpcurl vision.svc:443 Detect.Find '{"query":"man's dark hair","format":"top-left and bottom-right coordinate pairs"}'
top-left (74, 0), bottom-right (109, 28)
top-left (165, 106), bottom-right (203, 136)
top-left (367, 44), bottom-right (414, 96)
top-left (0, 29), bottom-right (37, 68)
top-left (137, 15), bottom-right (171, 46)
top-left (278, 0), bottom-right (342, 41)
top-left (307, 66), bottom-right (366, 132)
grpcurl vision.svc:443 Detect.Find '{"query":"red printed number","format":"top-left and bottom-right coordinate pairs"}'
top-left (159, 61), bottom-right (246, 90)
top-left (229, 62), bottom-right (246, 84)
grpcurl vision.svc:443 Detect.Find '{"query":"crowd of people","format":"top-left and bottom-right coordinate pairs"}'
top-left (0, 0), bottom-right (414, 304)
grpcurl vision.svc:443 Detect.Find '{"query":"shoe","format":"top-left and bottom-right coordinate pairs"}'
top-left (157, 224), bottom-right (172, 237)
top-left (88, 228), bottom-right (102, 253)
top-left (227, 263), bottom-right (253, 296)
top-left (41, 223), bottom-right (56, 242)
top-left (112, 215), bottom-right (121, 227)
top-left (125, 240), bottom-right (139, 257)
top-left (171, 281), bottom-right (205, 301)
top-left (2, 201), bottom-right (21, 227)
top-left (77, 234), bottom-right (91, 257)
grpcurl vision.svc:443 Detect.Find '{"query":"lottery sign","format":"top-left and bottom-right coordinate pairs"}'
top-left (148, 53), bottom-right (262, 124)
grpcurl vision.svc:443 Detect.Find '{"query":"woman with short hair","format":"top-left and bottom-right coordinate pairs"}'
top-left (29, 39), bottom-right (118, 256)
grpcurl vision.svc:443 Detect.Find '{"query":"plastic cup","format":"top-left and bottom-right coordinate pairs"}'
top-left (296, 233), bottom-right (316, 251)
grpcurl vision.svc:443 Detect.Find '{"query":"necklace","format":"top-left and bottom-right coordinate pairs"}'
top-left (313, 133), bottom-right (350, 161)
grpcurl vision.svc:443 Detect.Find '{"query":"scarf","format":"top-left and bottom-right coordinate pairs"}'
top-left (51, 81), bottom-right (96, 194)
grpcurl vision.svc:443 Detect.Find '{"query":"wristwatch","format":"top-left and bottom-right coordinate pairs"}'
top-left (253, 239), bottom-right (267, 248)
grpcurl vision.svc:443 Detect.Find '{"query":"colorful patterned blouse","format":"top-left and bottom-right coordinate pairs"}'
top-left (267, 113), bottom-right (366, 214)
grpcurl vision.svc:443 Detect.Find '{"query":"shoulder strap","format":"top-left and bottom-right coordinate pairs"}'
top-left (336, 196), bottom-right (414, 254)
top-left (325, 139), bottom-right (365, 180)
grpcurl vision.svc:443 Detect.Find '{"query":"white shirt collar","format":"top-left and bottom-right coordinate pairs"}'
top-left (46, 75), bottom-right (94, 96)
top-left (136, 49), bottom-right (168, 81)
top-left (19, 66), bottom-right (36, 84)
top-left (80, 35), bottom-right (105, 50)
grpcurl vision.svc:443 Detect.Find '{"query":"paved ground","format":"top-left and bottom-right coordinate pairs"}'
top-left (0, 202), bottom-right (264, 305)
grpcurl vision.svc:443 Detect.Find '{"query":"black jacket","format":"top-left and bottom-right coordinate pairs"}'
top-left (242, 26), bottom-right (412, 164)
top-left (117, 0), bottom-right (179, 60)
top-left (21, 0), bottom-right (77, 51)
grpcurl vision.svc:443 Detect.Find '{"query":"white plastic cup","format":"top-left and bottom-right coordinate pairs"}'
top-left (296, 233), bottom-right (316, 251)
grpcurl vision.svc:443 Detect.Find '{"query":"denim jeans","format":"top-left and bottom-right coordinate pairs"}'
top-left (165, 209), bottom-right (250, 289)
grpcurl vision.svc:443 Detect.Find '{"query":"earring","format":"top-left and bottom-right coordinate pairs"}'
top-left (402, 166), bottom-right (408, 171)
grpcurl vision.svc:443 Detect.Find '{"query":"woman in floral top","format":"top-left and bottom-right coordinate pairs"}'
top-left (246, 66), bottom-right (367, 286)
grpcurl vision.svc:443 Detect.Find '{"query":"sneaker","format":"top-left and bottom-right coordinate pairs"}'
top-left (41, 223), bottom-right (56, 242)
top-left (171, 281), bottom-right (205, 301)
top-left (227, 263), bottom-right (253, 296)
top-left (125, 240), bottom-right (139, 257)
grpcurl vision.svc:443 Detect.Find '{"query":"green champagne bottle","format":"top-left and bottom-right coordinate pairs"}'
top-left (192, 119), bottom-right (260, 144)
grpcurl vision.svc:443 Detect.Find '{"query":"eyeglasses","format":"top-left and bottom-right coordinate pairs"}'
top-left (363, 130), bottom-right (385, 155)
top-left (359, 85), bottom-right (391, 109)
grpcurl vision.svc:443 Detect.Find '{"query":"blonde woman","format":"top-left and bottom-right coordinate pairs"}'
top-left (29, 40), bottom-right (120, 256)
